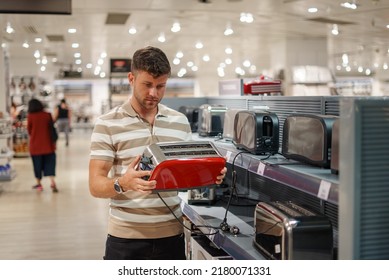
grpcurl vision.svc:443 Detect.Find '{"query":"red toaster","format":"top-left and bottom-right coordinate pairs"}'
top-left (140, 141), bottom-right (226, 192)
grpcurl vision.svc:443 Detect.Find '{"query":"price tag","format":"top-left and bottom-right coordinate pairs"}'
top-left (225, 151), bottom-right (232, 163)
top-left (256, 162), bottom-right (266, 176)
top-left (318, 180), bottom-right (331, 200)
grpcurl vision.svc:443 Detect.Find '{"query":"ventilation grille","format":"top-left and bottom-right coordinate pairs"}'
top-left (358, 102), bottom-right (389, 259)
top-left (160, 143), bottom-right (219, 158)
top-left (306, 17), bottom-right (355, 25)
top-left (46, 35), bottom-right (65, 42)
top-left (105, 13), bottom-right (130, 25)
top-left (24, 25), bottom-right (38, 34)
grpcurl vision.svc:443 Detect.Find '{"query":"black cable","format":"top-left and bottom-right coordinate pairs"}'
top-left (157, 192), bottom-right (219, 236)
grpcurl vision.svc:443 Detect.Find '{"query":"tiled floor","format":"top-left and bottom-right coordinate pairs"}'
top-left (0, 129), bottom-right (109, 260)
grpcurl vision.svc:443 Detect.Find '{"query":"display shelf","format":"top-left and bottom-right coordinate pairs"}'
top-left (0, 169), bottom-right (16, 182)
top-left (179, 192), bottom-right (265, 260)
top-left (212, 140), bottom-right (339, 205)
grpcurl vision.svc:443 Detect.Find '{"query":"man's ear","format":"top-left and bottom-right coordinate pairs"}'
top-left (128, 72), bottom-right (134, 85)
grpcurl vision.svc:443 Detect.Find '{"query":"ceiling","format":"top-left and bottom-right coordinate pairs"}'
top-left (1, 0), bottom-right (389, 81)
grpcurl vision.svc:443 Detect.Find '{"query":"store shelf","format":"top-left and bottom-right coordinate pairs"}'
top-left (0, 169), bottom-right (17, 182)
top-left (179, 192), bottom-right (265, 260)
top-left (212, 140), bottom-right (339, 205)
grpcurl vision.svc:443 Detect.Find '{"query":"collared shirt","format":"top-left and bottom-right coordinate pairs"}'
top-left (90, 101), bottom-right (192, 239)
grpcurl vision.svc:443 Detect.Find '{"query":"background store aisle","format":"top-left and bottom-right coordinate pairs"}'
top-left (0, 130), bottom-right (109, 260)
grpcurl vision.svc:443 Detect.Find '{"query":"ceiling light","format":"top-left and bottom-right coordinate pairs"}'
top-left (171, 22), bottom-right (181, 33)
top-left (86, 63), bottom-right (93, 69)
top-left (225, 58), bottom-right (232, 64)
top-left (72, 43), bottom-right (79, 48)
top-left (158, 33), bottom-right (166, 43)
top-left (74, 53), bottom-right (81, 58)
top-left (34, 50), bottom-right (40, 58)
top-left (40, 66), bottom-right (46, 72)
top-left (176, 51), bottom-right (183, 58)
top-left (75, 59), bottom-right (82, 65)
top-left (34, 37), bottom-right (42, 43)
top-left (243, 59), bottom-right (251, 67)
top-left (191, 66), bottom-right (198, 71)
top-left (195, 42), bottom-right (203, 49)
top-left (202, 55), bottom-right (210, 62)
top-left (224, 25), bottom-right (234, 36)
top-left (100, 72), bottom-right (106, 78)
top-left (341, 2), bottom-right (358, 9)
top-left (52, 58), bottom-right (58, 63)
top-left (173, 58), bottom-right (180, 65)
top-left (225, 47), bottom-right (232, 54)
top-left (35, 59), bottom-right (41, 65)
top-left (128, 26), bottom-right (137, 34)
top-left (187, 61), bottom-right (194, 67)
top-left (358, 66), bottom-right (363, 72)
top-left (100, 52), bottom-right (107, 58)
top-left (383, 63), bottom-right (388, 70)
top-left (68, 28), bottom-right (77, 33)
top-left (365, 68), bottom-right (371, 75)
top-left (22, 42), bottom-right (30, 48)
top-left (331, 24), bottom-right (339, 35)
top-left (308, 7), bottom-right (318, 13)
top-left (6, 23), bottom-right (15, 34)
top-left (42, 57), bottom-right (48, 64)
top-left (240, 13), bottom-right (253, 23)
top-left (97, 58), bottom-right (104, 65)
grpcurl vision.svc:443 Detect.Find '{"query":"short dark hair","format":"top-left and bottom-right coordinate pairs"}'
top-left (131, 46), bottom-right (171, 78)
top-left (28, 98), bottom-right (44, 113)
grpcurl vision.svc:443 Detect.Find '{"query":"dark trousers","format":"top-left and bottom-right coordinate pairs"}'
top-left (104, 233), bottom-right (186, 260)
top-left (31, 153), bottom-right (56, 179)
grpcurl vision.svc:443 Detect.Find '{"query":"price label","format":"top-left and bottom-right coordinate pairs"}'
top-left (257, 162), bottom-right (266, 176)
top-left (318, 180), bottom-right (331, 200)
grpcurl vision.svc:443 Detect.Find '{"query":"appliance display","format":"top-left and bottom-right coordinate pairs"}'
top-left (282, 114), bottom-right (338, 168)
top-left (140, 141), bottom-right (226, 192)
top-left (233, 110), bottom-right (279, 155)
top-left (197, 104), bottom-right (227, 137)
top-left (178, 105), bottom-right (199, 132)
top-left (243, 75), bottom-right (282, 95)
top-left (254, 201), bottom-right (333, 260)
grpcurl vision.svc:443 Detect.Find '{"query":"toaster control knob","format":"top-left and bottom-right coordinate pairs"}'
top-left (264, 139), bottom-right (272, 146)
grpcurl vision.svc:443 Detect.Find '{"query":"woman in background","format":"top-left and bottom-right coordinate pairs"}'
top-left (27, 98), bottom-right (58, 192)
top-left (53, 98), bottom-right (71, 147)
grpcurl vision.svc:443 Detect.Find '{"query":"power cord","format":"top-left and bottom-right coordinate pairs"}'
top-left (157, 192), bottom-right (220, 236)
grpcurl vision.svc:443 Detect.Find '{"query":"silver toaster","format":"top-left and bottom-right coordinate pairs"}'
top-left (197, 104), bottom-right (227, 137)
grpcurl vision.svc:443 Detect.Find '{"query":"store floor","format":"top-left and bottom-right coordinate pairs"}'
top-left (0, 129), bottom-right (109, 260)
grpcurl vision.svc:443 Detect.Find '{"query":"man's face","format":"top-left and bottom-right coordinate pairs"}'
top-left (128, 70), bottom-right (168, 111)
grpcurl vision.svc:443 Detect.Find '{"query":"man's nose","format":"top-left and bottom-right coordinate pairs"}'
top-left (148, 87), bottom-right (157, 96)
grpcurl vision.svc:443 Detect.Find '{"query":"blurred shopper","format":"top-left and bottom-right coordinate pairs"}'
top-left (27, 98), bottom-right (58, 192)
top-left (53, 98), bottom-right (71, 146)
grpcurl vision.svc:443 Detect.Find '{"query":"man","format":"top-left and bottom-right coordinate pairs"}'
top-left (89, 46), bottom-right (226, 260)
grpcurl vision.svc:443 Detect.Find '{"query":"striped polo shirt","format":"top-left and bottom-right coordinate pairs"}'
top-left (90, 101), bottom-right (192, 239)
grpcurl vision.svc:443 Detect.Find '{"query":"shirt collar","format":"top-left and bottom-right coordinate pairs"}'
top-left (121, 100), bottom-right (168, 119)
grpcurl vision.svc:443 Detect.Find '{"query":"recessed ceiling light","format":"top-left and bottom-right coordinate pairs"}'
top-left (308, 7), bottom-right (318, 13)
top-left (68, 28), bottom-right (77, 33)
top-left (72, 43), bottom-right (79, 48)
top-left (34, 37), bottom-right (42, 43)
top-left (128, 26), bottom-right (137, 34)
top-left (195, 42), bottom-right (203, 49)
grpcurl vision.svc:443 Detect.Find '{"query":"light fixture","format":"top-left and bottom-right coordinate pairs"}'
top-left (128, 26), bottom-right (137, 34)
top-left (158, 33), bottom-right (166, 43)
top-left (224, 24), bottom-right (234, 36)
top-left (308, 7), bottom-right (318, 13)
top-left (195, 42), bottom-right (203, 49)
top-left (68, 28), bottom-right (77, 33)
top-left (171, 22), bottom-right (181, 33)
top-left (225, 47), bottom-right (232, 54)
top-left (331, 24), bottom-right (339, 35)
top-left (72, 43), bottom-right (79, 48)
top-left (74, 53), bottom-right (81, 58)
top-left (341, 1), bottom-right (358, 9)
top-left (176, 51), bottom-right (183, 58)
top-left (22, 41), bottom-right (30, 48)
top-left (6, 22), bottom-right (15, 34)
top-left (173, 58), bottom-right (180, 65)
top-left (202, 55), bottom-right (210, 62)
top-left (240, 13), bottom-right (253, 23)
top-left (34, 50), bottom-right (40, 58)
top-left (34, 37), bottom-right (42, 43)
